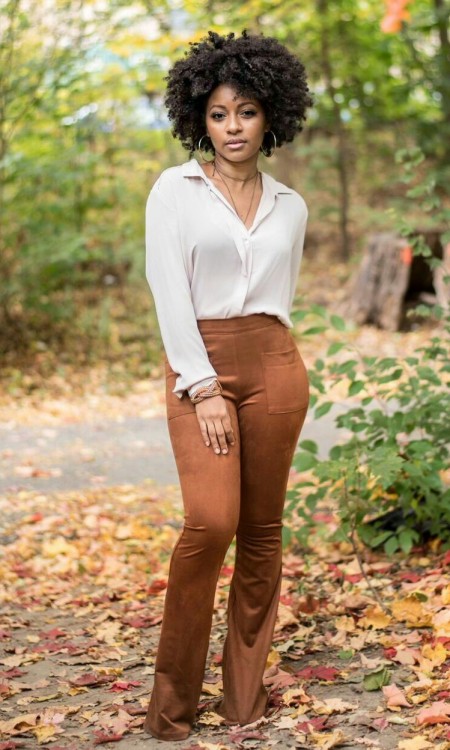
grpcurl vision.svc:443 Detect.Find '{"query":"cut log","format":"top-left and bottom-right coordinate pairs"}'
top-left (347, 229), bottom-right (448, 331)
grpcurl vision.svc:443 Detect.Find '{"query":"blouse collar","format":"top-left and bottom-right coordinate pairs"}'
top-left (180, 157), bottom-right (294, 197)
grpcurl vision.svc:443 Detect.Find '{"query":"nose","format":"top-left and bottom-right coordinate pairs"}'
top-left (226, 113), bottom-right (242, 133)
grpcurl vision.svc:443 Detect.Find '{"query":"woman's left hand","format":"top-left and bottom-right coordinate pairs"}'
top-left (194, 395), bottom-right (235, 455)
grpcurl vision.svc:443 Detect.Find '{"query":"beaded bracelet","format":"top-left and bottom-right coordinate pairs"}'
top-left (190, 378), bottom-right (223, 404)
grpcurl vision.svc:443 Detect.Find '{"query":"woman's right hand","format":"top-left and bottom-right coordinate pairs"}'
top-left (195, 395), bottom-right (235, 455)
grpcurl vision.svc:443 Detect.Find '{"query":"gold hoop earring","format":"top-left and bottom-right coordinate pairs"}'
top-left (197, 134), bottom-right (215, 162)
top-left (260, 130), bottom-right (277, 158)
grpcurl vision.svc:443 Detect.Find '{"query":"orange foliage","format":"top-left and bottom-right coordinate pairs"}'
top-left (381, 0), bottom-right (412, 33)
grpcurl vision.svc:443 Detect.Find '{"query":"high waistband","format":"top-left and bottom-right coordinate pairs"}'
top-left (196, 313), bottom-right (282, 333)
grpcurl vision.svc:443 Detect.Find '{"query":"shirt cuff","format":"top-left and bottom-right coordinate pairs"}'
top-left (187, 376), bottom-right (218, 398)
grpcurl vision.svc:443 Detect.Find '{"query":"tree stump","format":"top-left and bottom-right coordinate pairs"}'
top-left (347, 229), bottom-right (449, 331)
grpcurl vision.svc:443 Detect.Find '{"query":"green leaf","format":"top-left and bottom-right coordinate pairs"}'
top-left (314, 401), bottom-right (333, 418)
top-left (399, 529), bottom-right (415, 554)
top-left (384, 536), bottom-right (399, 556)
top-left (298, 440), bottom-right (318, 454)
top-left (348, 380), bottom-right (365, 396)
top-left (302, 326), bottom-right (328, 336)
top-left (363, 667), bottom-right (391, 692)
top-left (330, 314), bottom-right (346, 331)
top-left (327, 342), bottom-right (346, 356)
top-left (294, 452), bottom-right (318, 471)
top-left (338, 649), bottom-right (355, 660)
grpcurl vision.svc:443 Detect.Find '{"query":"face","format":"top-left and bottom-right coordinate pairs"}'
top-left (205, 83), bottom-right (269, 162)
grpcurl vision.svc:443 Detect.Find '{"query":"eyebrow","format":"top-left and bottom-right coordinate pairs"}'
top-left (208, 101), bottom-right (258, 111)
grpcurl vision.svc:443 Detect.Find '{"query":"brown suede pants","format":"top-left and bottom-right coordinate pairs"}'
top-left (144, 313), bottom-right (309, 741)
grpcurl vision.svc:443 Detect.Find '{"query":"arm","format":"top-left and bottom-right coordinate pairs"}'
top-left (145, 175), bottom-right (218, 399)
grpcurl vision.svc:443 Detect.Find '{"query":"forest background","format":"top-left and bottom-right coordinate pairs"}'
top-left (1, 0), bottom-right (449, 373)
top-left (1, 3), bottom-right (450, 748)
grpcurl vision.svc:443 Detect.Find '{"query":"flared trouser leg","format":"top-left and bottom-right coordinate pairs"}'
top-left (215, 406), bottom-right (307, 724)
top-left (144, 403), bottom-right (242, 741)
top-left (143, 314), bottom-right (309, 741)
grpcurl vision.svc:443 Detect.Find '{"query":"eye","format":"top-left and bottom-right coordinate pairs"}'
top-left (241, 109), bottom-right (257, 117)
top-left (211, 112), bottom-right (225, 120)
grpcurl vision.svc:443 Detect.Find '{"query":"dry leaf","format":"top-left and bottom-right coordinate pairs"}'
top-left (398, 737), bottom-right (434, 749)
top-left (391, 597), bottom-right (432, 627)
top-left (359, 605), bottom-right (392, 630)
top-left (382, 684), bottom-right (410, 709)
top-left (309, 728), bottom-right (349, 748)
top-left (416, 701), bottom-right (450, 725)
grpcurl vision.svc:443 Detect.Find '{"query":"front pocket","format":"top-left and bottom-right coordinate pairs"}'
top-left (262, 349), bottom-right (310, 414)
top-left (164, 360), bottom-right (196, 420)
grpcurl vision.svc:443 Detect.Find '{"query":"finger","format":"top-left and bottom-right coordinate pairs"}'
top-left (214, 420), bottom-right (228, 454)
top-left (197, 417), bottom-right (210, 447)
top-left (222, 414), bottom-right (235, 445)
top-left (206, 420), bottom-right (221, 455)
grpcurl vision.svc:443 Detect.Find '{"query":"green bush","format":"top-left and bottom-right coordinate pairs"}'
top-left (285, 304), bottom-right (450, 554)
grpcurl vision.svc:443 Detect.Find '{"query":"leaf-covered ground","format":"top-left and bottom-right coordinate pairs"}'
top-left (1, 257), bottom-right (449, 748)
top-left (1, 476), bottom-right (450, 750)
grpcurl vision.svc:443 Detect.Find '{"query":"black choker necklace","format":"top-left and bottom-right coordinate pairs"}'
top-left (212, 160), bottom-right (258, 183)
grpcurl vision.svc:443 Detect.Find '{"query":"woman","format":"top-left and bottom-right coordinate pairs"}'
top-left (143, 30), bottom-right (314, 741)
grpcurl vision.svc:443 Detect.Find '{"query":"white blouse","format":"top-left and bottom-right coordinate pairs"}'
top-left (145, 157), bottom-right (308, 399)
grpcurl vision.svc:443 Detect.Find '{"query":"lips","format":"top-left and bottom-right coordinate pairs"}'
top-left (226, 140), bottom-right (246, 145)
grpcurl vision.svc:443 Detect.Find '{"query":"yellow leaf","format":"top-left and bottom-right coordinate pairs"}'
top-left (312, 698), bottom-right (358, 715)
top-left (334, 615), bottom-right (356, 632)
top-left (196, 711), bottom-right (226, 726)
top-left (201, 681), bottom-right (223, 696)
top-left (359, 605), bottom-right (392, 629)
top-left (441, 585), bottom-right (450, 605)
top-left (281, 687), bottom-right (310, 708)
top-left (420, 642), bottom-right (447, 669)
top-left (41, 537), bottom-right (77, 558)
top-left (398, 737), bottom-right (433, 749)
top-left (309, 728), bottom-right (349, 748)
top-left (265, 648), bottom-right (281, 668)
top-left (32, 724), bottom-right (64, 742)
top-left (391, 597), bottom-right (432, 627)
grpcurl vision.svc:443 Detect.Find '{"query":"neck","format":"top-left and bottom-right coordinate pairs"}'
top-left (213, 154), bottom-right (259, 181)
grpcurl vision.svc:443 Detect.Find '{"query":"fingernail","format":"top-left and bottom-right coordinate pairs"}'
top-left (222, 449), bottom-right (227, 454)
top-left (206, 441), bottom-right (210, 446)
top-left (215, 448), bottom-right (220, 454)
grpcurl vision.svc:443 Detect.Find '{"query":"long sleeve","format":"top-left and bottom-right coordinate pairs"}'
top-left (145, 176), bottom-right (218, 399)
top-left (288, 200), bottom-right (308, 312)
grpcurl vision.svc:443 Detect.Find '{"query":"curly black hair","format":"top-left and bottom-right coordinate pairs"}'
top-left (164, 30), bottom-right (314, 156)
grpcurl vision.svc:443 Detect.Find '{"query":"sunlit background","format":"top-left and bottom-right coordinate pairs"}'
top-left (1, 0), bottom-right (448, 375)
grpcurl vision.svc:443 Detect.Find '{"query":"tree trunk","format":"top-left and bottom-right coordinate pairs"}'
top-left (316, 0), bottom-right (352, 260)
top-left (347, 229), bottom-right (447, 330)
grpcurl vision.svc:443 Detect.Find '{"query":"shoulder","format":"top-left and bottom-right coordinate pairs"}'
top-left (264, 171), bottom-right (308, 217)
top-left (146, 161), bottom-right (193, 212)
top-left (149, 159), bottom-right (201, 207)
top-left (149, 162), bottom-right (189, 195)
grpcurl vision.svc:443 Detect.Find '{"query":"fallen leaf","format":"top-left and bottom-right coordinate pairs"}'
top-left (295, 666), bottom-right (340, 681)
top-left (196, 711), bottom-right (225, 726)
top-left (398, 737), bottom-right (434, 749)
top-left (108, 680), bottom-right (142, 692)
top-left (69, 672), bottom-right (115, 687)
top-left (359, 605), bottom-right (392, 630)
top-left (93, 731), bottom-right (124, 745)
top-left (363, 666), bottom-right (391, 691)
top-left (416, 701), bottom-right (450, 725)
top-left (382, 684), bottom-right (410, 709)
top-left (296, 716), bottom-right (328, 733)
top-left (309, 728), bottom-right (349, 748)
top-left (391, 597), bottom-right (432, 627)
top-left (312, 697), bottom-right (358, 714)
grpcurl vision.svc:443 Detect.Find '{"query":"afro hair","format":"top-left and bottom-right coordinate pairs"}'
top-left (163, 29), bottom-right (314, 156)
